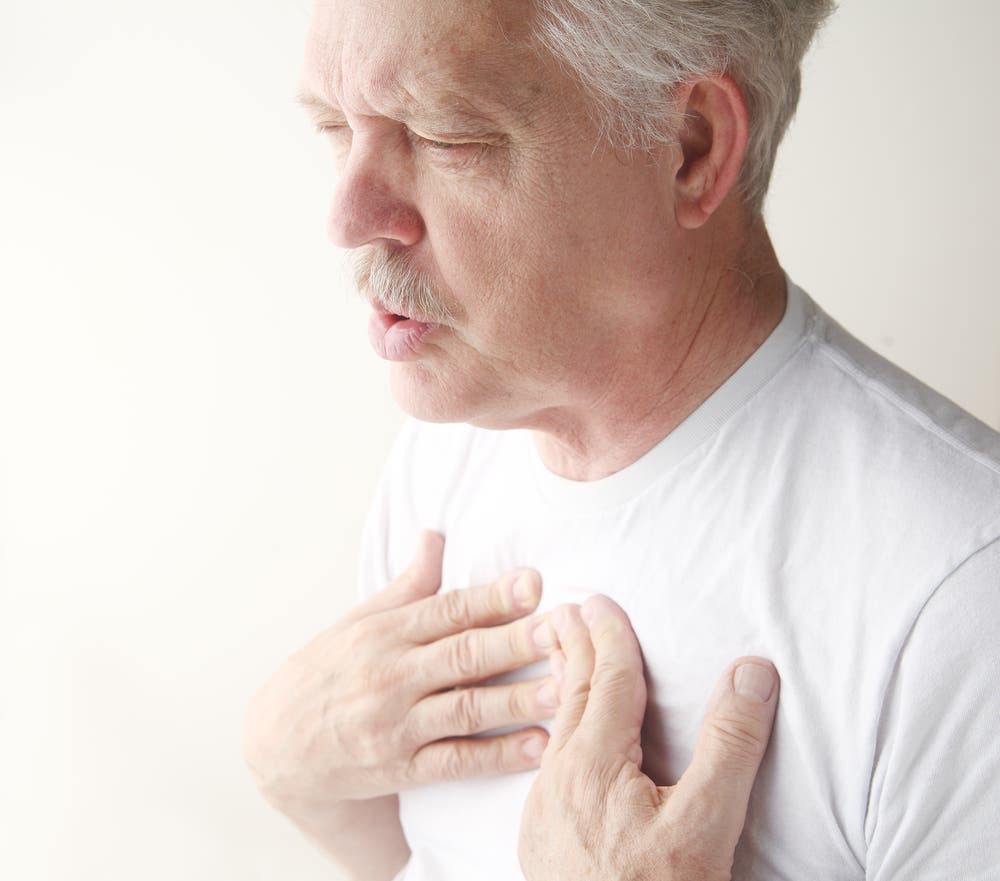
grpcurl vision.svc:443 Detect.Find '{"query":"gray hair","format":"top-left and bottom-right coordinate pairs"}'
top-left (353, 247), bottom-right (458, 324)
top-left (532, 0), bottom-right (836, 215)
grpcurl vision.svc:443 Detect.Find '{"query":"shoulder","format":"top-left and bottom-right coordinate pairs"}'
top-left (723, 286), bottom-right (1000, 660)
top-left (808, 298), bottom-right (1000, 475)
top-left (864, 535), bottom-right (1000, 879)
top-left (762, 286), bottom-right (1000, 549)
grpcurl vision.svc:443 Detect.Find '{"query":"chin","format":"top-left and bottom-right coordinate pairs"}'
top-left (387, 361), bottom-right (526, 429)
top-left (387, 361), bottom-right (478, 424)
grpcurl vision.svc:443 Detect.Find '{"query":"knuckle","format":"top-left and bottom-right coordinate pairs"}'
top-left (452, 687), bottom-right (484, 734)
top-left (592, 662), bottom-right (635, 698)
top-left (445, 630), bottom-right (481, 680)
top-left (438, 590), bottom-right (475, 633)
top-left (349, 644), bottom-right (411, 702)
top-left (399, 706), bottom-right (427, 749)
top-left (507, 685), bottom-right (529, 722)
top-left (348, 614), bottom-right (383, 649)
top-left (402, 750), bottom-right (424, 787)
top-left (505, 622), bottom-right (526, 661)
top-left (706, 710), bottom-right (769, 765)
top-left (439, 744), bottom-right (472, 781)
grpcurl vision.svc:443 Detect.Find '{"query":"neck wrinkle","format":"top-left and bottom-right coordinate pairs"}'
top-left (532, 226), bottom-right (786, 482)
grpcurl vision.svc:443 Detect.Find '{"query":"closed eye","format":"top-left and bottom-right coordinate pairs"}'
top-left (314, 122), bottom-right (350, 137)
top-left (410, 130), bottom-right (479, 151)
top-left (408, 131), bottom-right (493, 168)
top-left (421, 137), bottom-right (462, 150)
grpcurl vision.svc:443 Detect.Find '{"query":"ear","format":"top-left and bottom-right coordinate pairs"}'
top-left (672, 75), bottom-right (750, 229)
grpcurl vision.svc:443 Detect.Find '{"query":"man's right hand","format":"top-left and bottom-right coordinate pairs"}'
top-left (241, 530), bottom-right (557, 818)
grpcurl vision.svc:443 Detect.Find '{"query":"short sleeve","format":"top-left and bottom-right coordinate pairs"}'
top-left (865, 535), bottom-right (1000, 880)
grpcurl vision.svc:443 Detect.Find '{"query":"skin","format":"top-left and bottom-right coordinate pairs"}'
top-left (243, 535), bottom-right (779, 881)
top-left (243, 532), bottom-right (559, 879)
top-left (521, 598), bottom-right (779, 881)
top-left (242, 0), bottom-right (784, 877)
top-left (301, 0), bottom-right (787, 481)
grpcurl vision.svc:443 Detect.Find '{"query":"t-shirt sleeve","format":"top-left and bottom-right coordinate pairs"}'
top-left (865, 535), bottom-right (1000, 880)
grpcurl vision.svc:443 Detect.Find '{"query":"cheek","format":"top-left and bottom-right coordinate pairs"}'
top-left (422, 169), bottom-right (606, 360)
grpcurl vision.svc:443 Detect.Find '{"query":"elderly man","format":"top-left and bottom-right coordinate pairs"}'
top-left (243, 0), bottom-right (1000, 879)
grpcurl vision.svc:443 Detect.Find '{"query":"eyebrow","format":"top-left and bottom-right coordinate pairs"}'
top-left (295, 87), bottom-right (504, 132)
top-left (296, 90), bottom-right (346, 119)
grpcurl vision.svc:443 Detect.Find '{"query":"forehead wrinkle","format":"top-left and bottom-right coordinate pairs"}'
top-left (305, 1), bottom-right (551, 131)
top-left (303, 0), bottom-right (550, 133)
top-left (392, 50), bottom-right (547, 131)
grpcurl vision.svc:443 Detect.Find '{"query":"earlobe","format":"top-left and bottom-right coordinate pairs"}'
top-left (672, 75), bottom-right (750, 230)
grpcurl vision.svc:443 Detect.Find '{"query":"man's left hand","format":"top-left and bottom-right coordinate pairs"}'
top-left (518, 596), bottom-right (779, 881)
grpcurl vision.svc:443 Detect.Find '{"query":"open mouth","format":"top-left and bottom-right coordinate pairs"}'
top-left (368, 305), bottom-right (439, 362)
top-left (372, 300), bottom-right (410, 323)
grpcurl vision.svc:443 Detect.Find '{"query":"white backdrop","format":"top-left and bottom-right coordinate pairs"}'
top-left (1, 1), bottom-right (997, 879)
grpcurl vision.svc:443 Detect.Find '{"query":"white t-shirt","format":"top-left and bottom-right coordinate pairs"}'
top-left (360, 279), bottom-right (1000, 881)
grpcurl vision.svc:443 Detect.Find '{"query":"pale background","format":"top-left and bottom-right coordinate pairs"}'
top-left (0, 0), bottom-right (997, 878)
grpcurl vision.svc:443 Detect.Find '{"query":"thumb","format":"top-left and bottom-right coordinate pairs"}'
top-left (347, 530), bottom-right (444, 624)
top-left (670, 658), bottom-right (779, 848)
top-left (391, 529), bottom-right (445, 599)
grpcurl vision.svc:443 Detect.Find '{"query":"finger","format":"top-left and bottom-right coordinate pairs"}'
top-left (407, 727), bottom-right (549, 786)
top-left (408, 676), bottom-right (559, 742)
top-left (550, 649), bottom-right (566, 688)
top-left (394, 568), bottom-right (542, 645)
top-left (343, 530), bottom-right (444, 626)
top-left (576, 595), bottom-right (647, 758)
top-left (546, 603), bottom-right (595, 753)
top-left (670, 657), bottom-right (779, 848)
top-left (406, 610), bottom-right (553, 693)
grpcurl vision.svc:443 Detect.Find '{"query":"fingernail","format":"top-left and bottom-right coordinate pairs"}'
top-left (532, 622), bottom-right (555, 651)
top-left (522, 735), bottom-right (546, 759)
top-left (536, 681), bottom-right (559, 708)
top-left (734, 663), bottom-right (776, 703)
top-left (512, 572), bottom-right (539, 609)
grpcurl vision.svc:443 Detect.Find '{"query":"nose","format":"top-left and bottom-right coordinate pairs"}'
top-left (326, 135), bottom-right (424, 250)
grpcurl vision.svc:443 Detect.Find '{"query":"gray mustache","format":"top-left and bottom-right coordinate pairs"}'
top-left (352, 249), bottom-right (456, 324)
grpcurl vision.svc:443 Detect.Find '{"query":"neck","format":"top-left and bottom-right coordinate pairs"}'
top-left (531, 218), bottom-right (786, 481)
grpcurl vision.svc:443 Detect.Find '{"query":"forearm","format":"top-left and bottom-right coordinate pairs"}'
top-left (281, 794), bottom-right (410, 881)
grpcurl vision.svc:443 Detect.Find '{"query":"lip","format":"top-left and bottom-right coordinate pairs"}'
top-left (368, 299), bottom-right (436, 327)
top-left (367, 307), bottom-right (440, 362)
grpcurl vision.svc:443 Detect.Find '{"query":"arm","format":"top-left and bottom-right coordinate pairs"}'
top-left (866, 536), bottom-right (1000, 880)
top-left (275, 795), bottom-right (408, 881)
